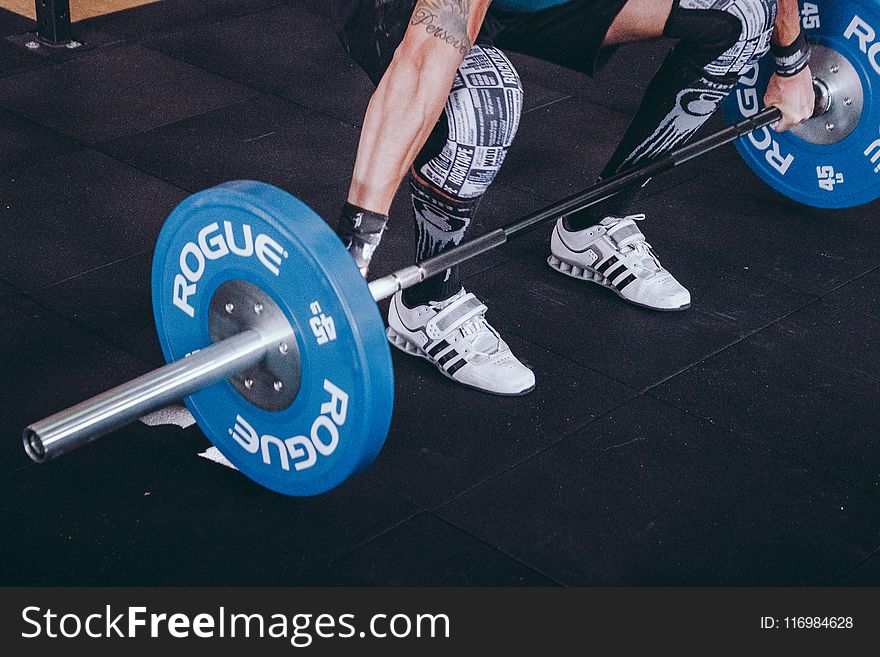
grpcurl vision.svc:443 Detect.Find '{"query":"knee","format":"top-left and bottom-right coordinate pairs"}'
top-left (734, 0), bottom-right (778, 37)
top-left (449, 46), bottom-right (524, 152)
top-left (731, 0), bottom-right (777, 60)
top-left (690, 10), bottom-right (744, 66)
top-left (669, 0), bottom-right (777, 76)
top-left (419, 46), bottom-right (523, 200)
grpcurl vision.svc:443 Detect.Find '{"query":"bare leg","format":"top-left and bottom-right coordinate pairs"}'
top-left (604, 0), bottom-right (675, 45)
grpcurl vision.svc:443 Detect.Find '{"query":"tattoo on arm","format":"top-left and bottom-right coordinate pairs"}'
top-left (411, 0), bottom-right (474, 55)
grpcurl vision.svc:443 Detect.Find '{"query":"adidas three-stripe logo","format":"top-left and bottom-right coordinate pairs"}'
top-left (595, 255), bottom-right (637, 292)
top-left (426, 339), bottom-right (467, 376)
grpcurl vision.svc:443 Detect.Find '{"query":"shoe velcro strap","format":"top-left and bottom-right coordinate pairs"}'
top-left (425, 293), bottom-right (487, 340)
top-left (605, 220), bottom-right (643, 248)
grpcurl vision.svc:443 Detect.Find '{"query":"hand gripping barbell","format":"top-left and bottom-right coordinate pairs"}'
top-left (22, 26), bottom-right (880, 495)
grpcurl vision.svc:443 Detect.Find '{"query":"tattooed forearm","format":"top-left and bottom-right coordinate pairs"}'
top-left (411, 0), bottom-right (473, 55)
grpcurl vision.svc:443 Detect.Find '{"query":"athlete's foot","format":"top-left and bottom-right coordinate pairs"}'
top-left (386, 289), bottom-right (535, 396)
top-left (548, 214), bottom-right (690, 311)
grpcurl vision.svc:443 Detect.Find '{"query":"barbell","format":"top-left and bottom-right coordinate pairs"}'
top-left (22, 4), bottom-right (880, 495)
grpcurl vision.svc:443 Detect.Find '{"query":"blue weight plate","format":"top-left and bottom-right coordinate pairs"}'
top-left (724, 0), bottom-right (880, 209)
top-left (151, 181), bottom-right (394, 496)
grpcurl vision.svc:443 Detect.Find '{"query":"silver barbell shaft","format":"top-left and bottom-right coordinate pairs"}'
top-left (24, 329), bottom-right (275, 463)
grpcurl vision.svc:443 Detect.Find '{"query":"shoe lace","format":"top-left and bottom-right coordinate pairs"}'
top-left (605, 214), bottom-right (662, 274)
top-left (461, 318), bottom-right (502, 359)
top-left (429, 294), bottom-right (501, 357)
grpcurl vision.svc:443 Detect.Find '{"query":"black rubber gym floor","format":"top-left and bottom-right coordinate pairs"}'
top-left (1, 0), bottom-right (878, 586)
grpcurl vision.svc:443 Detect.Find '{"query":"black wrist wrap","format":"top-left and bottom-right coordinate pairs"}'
top-left (336, 202), bottom-right (389, 273)
top-left (771, 31), bottom-right (811, 77)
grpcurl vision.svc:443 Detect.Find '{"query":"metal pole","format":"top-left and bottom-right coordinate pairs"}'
top-left (35, 0), bottom-right (73, 45)
top-left (23, 329), bottom-right (273, 463)
top-left (369, 107), bottom-right (783, 302)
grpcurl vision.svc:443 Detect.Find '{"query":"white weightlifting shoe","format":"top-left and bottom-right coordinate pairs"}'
top-left (386, 289), bottom-right (535, 396)
top-left (548, 214), bottom-right (690, 311)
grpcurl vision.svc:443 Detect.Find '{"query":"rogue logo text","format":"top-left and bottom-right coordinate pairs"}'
top-left (172, 221), bottom-right (288, 318)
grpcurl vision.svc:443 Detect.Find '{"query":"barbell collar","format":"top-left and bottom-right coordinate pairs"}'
top-left (368, 265), bottom-right (425, 302)
top-left (812, 77), bottom-right (833, 117)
